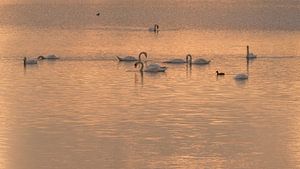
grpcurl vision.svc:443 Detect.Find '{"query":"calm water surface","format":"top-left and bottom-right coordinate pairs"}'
top-left (0, 2), bottom-right (300, 169)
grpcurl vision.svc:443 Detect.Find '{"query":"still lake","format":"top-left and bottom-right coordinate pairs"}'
top-left (0, 2), bottom-right (300, 169)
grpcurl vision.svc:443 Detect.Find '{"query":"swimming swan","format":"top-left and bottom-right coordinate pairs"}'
top-left (24, 57), bottom-right (37, 65)
top-left (117, 52), bottom-right (148, 62)
top-left (246, 45), bottom-right (257, 59)
top-left (163, 55), bottom-right (192, 64)
top-left (234, 73), bottom-right (248, 80)
top-left (135, 61), bottom-right (167, 72)
top-left (149, 24), bottom-right (159, 33)
top-left (186, 54), bottom-right (211, 65)
top-left (38, 54), bottom-right (59, 60)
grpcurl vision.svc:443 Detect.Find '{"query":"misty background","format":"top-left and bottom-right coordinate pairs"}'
top-left (0, 0), bottom-right (299, 30)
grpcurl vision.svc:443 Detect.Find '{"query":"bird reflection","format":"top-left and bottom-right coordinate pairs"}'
top-left (186, 63), bottom-right (192, 79)
top-left (23, 60), bottom-right (38, 74)
top-left (134, 71), bottom-right (144, 86)
top-left (246, 56), bottom-right (255, 75)
top-left (247, 57), bottom-right (250, 74)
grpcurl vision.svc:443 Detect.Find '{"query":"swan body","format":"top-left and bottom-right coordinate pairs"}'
top-left (163, 58), bottom-right (186, 64)
top-left (24, 57), bottom-right (37, 65)
top-left (185, 54), bottom-right (210, 65)
top-left (149, 24), bottom-right (159, 33)
top-left (246, 46), bottom-right (257, 59)
top-left (117, 52), bottom-right (147, 62)
top-left (147, 63), bottom-right (167, 72)
top-left (216, 71), bottom-right (225, 76)
top-left (247, 53), bottom-right (257, 59)
top-left (234, 73), bottom-right (248, 80)
top-left (116, 56), bottom-right (137, 61)
top-left (38, 54), bottom-right (59, 60)
top-left (164, 54), bottom-right (193, 64)
top-left (135, 61), bottom-right (167, 72)
top-left (193, 58), bottom-right (211, 64)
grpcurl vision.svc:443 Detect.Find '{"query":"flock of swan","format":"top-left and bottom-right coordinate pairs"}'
top-left (23, 23), bottom-right (256, 81)
top-left (23, 45), bottom-right (256, 81)
top-left (116, 45), bottom-right (256, 80)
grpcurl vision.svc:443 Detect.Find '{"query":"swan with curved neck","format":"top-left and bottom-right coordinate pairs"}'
top-left (246, 45), bottom-right (257, 59)
top-left (135, 61), bottom-right (144, 72)
top-left (138, 52), bottom-right (147, 61)
top-left (24, 57), bottom-right (37, 65)
top-left (38, 54), bottom-right (59, 60)
top-left (186, 54), bottom-right (192, 64)
top-left (186, 54), bottom-right (210, 65)
top-left (149, 24), bottom-right (159, 33)
top-left (117, 52), bottom-right (148, 62)
top-left (135, 61), bottom-right (167, 72)
top-left (154, 24), bottom-right (159, 32)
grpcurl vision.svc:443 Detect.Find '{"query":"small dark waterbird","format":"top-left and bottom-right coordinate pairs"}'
top-left (96, 12), bottom-right (100, 16)
top-left (216, 71), bottom-right (225, 76)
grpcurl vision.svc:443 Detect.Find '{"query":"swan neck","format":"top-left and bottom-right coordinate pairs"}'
top-left (140, 62), bottom-right (144, 71)
top-left (38, 55), bottom-right (44, 60)
top-left (186, 54), bottom-right (192, 64)
top-left (155, 24), bottom-right (159, 31)
top-left (139, 52), bottom-right (147, 61)
top-left (135, 61), bottom-right (144, 71)
top-left (247, 46), bottom-right (249, 56)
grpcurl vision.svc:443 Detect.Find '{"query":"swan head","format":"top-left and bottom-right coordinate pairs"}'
top-left (139, 52), bottom-right (148, 58)
top-left (186, 54), bottom-right (192, 63)
top-left (38, 55), bottom-right (45, 60)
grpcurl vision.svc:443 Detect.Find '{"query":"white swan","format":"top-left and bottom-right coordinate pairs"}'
top-left (135, 61), bottom-right (167, 72)
top-left (246, 45), bottom-right (257, 59)
top-left (234, 73), bottom-right (248, 80)
top-left (193, 58), bottom-right (211, 64)
top-left (38, 54), bottom-right (59, 60)
top-left (23, 57), bottom-right (37, 65)
top-left (116, 55), bottom-right (137, 61)
top-left (149, 24), bottom-right (159, 33)
top-left (186, 54), bottom-right (211, 65)
top-left (163, 55), bottom-right (191, 64)
top-left (117, 52), bottom-right (147, 62)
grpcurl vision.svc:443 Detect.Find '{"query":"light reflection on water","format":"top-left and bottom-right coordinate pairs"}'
top-left (0, 26), bottom-right (300, 169)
